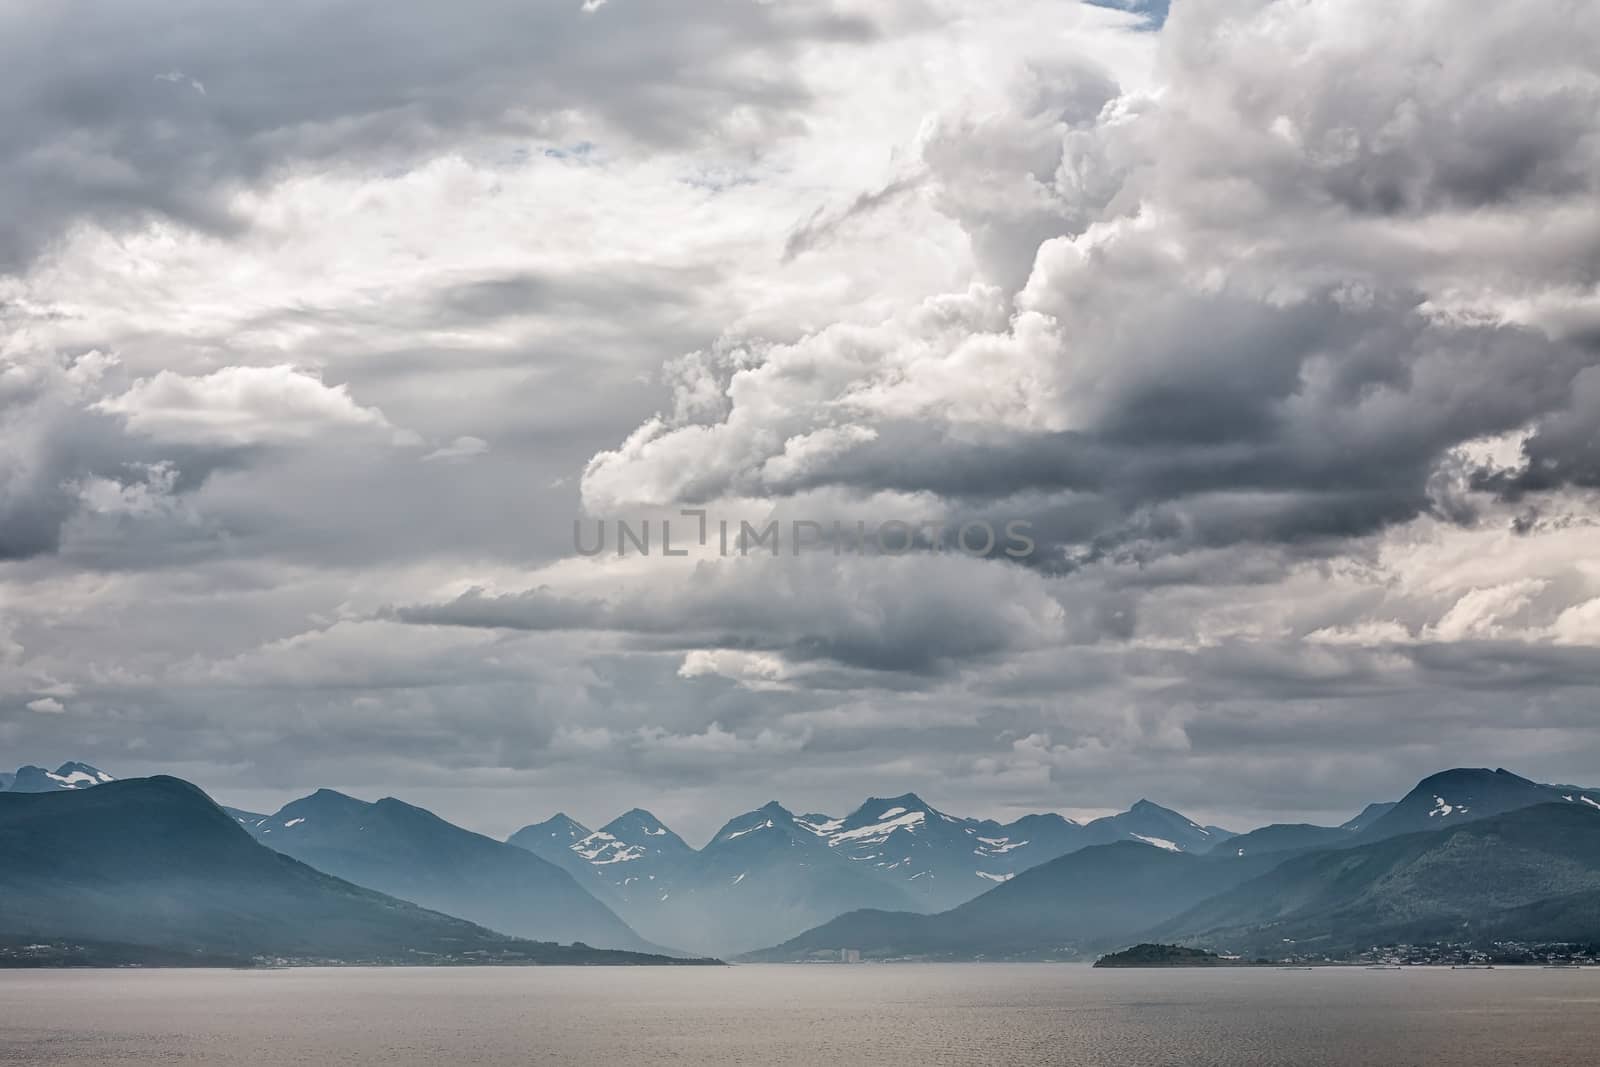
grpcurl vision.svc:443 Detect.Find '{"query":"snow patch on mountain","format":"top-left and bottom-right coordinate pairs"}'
top-left (827, 810), bottom-right (926, 845)
top-left (1131, 833), bottom-right (1182, 852)
top-left (1428, 796), bottom-right (1468, 818)
top-left (575, 831), bottom-right (645, 864)
top-left (722, 819), bottom-right (774, 842)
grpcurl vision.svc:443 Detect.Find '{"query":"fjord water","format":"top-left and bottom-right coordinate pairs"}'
top-left (3, 964), bottom-right (1597, 1065)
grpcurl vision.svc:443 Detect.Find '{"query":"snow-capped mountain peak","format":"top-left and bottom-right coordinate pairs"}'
top-left (710, 802), bottom-right (801, 847)
top-left (1, 761), bottom-right (116, 792)
top-left (598, 808), bottom-right (692, 856)
top-left (504, 813), bottom-right (593, 860)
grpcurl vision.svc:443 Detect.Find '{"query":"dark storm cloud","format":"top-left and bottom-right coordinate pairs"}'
top-left (0, 0), bottom-right (875, 270)
top-left (1474, 365), bottom-right (1600, 500)
top-left (391, 551), bottom-right (1066, 675)
top-left (0, 353), bottom-right (250, 561)
top-left (636, 298), bottom-right (1587, 568)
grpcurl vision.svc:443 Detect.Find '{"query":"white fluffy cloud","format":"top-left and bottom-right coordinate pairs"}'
top-left (96, 365), bottom-right (408, 447)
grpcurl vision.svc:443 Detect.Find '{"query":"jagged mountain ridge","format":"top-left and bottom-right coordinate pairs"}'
top-left (0, 777), bottom-right (705, 966)
top-left (19, 758), bottom-right (1600, 962)
top-left (506, 790), bottom-right (1240, 955)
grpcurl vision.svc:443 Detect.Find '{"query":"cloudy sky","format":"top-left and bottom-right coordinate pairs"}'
top-left (4, 0), bottom-right (1600, 843)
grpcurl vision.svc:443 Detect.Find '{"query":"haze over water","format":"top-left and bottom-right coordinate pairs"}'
top-left (3, 964), bottom-right (1597, 1066)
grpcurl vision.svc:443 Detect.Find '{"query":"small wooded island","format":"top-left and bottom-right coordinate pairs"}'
top-left (1094, 944), bottom-right (1267, 968)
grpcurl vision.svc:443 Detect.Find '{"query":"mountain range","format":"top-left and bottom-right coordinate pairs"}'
top-left (8, 760), bottom-right (1600, 965)
top-left (505, 792), bottom-right (1237, 954)
top-left (0, 776), bottom-right (709, 967)
top-left (745, 768), bottom-right (1600, 962)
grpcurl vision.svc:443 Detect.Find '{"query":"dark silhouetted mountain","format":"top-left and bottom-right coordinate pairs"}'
top-left (1159, 803), bottom-right (1600, 954)
top-left (743, 840), bottom-right (1279, 962)
top-left (0, 777), bottom-right (709, 966)
top-left (1, 762), bottom-right (114, 792)
top-left (1354, 768), bottom-right (1599, 841)
top-left (244, 789), bottom-right (660, 953)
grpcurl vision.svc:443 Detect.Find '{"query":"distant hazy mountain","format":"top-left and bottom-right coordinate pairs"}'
top-left (0, 762), bottom-right (114, 792)
top-left (243, 789), bottom-right (661, 954)
top-left (674, 801), bottom-right (922, 955)
top-left (508, 808), bottom-right (701, 917)
top-left (1159, 803), bottom-right (1600, 954)
top-left (517, 800), bottom-right (919, 956)
top-left (508, 791), bottom-right (1238, 954)
top-left (797, 793), bottom-right (1087, 910)
top-left (1353, 768), bottom-right (1599, 841)
top-left (744, 841), bottom-right (1281, 962)
top-left (0, 777), bottom-right (704, 966)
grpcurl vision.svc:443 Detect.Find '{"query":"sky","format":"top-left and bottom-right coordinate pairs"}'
top-left (3, 0), bottom-right (1600, 846)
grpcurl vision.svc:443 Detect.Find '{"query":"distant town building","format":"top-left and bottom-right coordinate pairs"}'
top-left (841, 948), bottom-right (861, 963)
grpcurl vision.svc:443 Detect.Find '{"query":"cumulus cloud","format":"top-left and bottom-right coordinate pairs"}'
top-left (583, 0), bottom-right (1600, 577)
top-left (96, 365), bottom-right (407, 447)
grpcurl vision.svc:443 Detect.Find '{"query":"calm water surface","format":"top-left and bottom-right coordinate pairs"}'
top-left (2, 964), bottom-right (1597, 1065)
